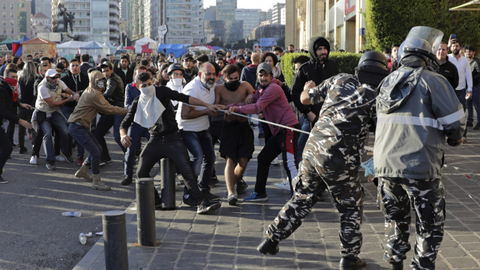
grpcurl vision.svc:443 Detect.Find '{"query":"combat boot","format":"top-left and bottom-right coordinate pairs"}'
top-left (92, 174), bottom-right (111, 191)
top-left (75, 164), bottom-right (93, 182)
top-left (257, 238), bottom-right (279, 255)
top-left (339, 256), bottom-right (366, 270)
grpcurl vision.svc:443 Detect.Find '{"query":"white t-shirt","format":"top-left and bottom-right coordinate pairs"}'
top-left (39, 80), bottom-right (67, 99)
top-left (176, 77), bottom-right (215, 132)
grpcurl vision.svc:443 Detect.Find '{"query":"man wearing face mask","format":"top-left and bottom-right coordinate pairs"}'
top-left (68, 70), bottom-right (128, 191)
top-left (120, 72), bottom-right (222, 214)
top-left (215, 64), bottom-right (255, 205)
top-left (177, 63), bottom-right (224, 205)
top-left (166, 63), bottom-right (185, 110)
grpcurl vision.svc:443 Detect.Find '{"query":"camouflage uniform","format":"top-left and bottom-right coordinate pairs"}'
top-left (266, 74), bottom-right (375, 258)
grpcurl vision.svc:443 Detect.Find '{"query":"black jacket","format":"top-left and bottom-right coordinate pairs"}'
top-left (469, 58), bottom-right (480, 87)
top-left (103, 72), bottom-right (125, 107)
top-left (291, 36), bottom-right (339, 119)
top-left (184, 67), bottom-right (198, 84)
top-left (114, 67), bottom-right (134, 86)
top-left (120, 85), bottom-right (190, 137)
top-left (0, 77), bottom-right (20, 124)
top-left (18, 75), bottom-right (38, 106)
top-left (80, 62), bottom-right (92, 76)
top-left (61, 70), bottom-right (89, 107)
top-left (437, 58), bottom-right (459, 89)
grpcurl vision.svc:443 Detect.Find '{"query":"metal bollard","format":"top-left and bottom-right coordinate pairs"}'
top-left (160, 158), bottom-right (176, 210)
top-left (102, 210), bottom-right (128, 270)
top-left (136, 178), bottom-right (156, 246)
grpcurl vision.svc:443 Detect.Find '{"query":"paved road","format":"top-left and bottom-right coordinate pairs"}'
top-left (0, 126), bottom-right (135, 270)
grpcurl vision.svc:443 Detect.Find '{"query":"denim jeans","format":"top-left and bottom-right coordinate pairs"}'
top-left (39, 110), bottom-right (71, 163)
top-left (94, 114), bottom-right (126, 161)
top-left (297, 114), bottom-right (311, 158)
top-left (0, 127), bottom-right (13, 176)
top-left (466, 86), bottom-right (480, 124)
top-left (69, 123), bottom-right (102, 174)
top-left (180, 130), bottom-right (215, 191)
top-left (18, 106), bottom-right (33, 148)
top-left (455, 89), bottom-right (467, 137)
top-left (61, 106), bottom-right (84, 158)
top-left (124, 122), bottom-right (150, 177)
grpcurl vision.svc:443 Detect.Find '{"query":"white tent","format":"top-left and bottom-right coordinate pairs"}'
top-left (56, 41), bottom-right (84, 60)
top-left (103, 41), bottom-right (117, 54)
top-left (135, 37), bottom-right (157, 54)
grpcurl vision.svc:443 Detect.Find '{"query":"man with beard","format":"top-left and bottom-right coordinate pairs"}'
top-left (115, 55), bottom-right (134, 86)
top-left (177, 63), bottom-right (223, 205)
top-left (448, 40), bottom-right (472, 141)
top-left (230, 63), bottom-right (300, 201)
top-left (69, 70), bottom-right (128, 191)
top-left (215, 64), bottom-right (255, 205)
top-left (436, 42), bottom-right (459, 89)
top-left (181, 53), bottom-right (197, 84)
top-left (464, 45), bottom-right (480, 129)
top-left (0, 54), bottom-right (12, 77)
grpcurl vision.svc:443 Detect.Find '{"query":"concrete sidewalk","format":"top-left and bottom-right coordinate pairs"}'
top-left (74, 128), bottom-right (480, 270)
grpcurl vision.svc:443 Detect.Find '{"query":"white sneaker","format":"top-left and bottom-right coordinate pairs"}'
top-left (274, 181), bottom-right (291, 191)
top-left (175, 175), bottom-right (181, 188)
top-left (55, 155), bottom-right (66, 162)
top-left (29, 156), bottom-right (38, 165)
top-left (271, 157), bottom-right (281, 166)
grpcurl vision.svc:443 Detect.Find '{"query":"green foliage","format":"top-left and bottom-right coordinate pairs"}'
top-left (281, 52), bottom-right (362, 86)
top-left (365, 0), bottom-right (480, 51)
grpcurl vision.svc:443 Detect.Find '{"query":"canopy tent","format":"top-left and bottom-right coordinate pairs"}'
top-left (12, 36), bottom-right (31, 56)
top-left (79, 41), bottom-right (110, 59)
top-left (56, 41), bottom-right (84, 60)
top-left (157, 44), bottom-right (187, 58)
top-left (190, 46), bottom-right (214, 52)
top-left (135, 37), bottom-right (157, 54)
top-left (212, 46), bottom-right (222, 50)
top-left (0, 38), bottom-right (14, 50)
top-left (125, 46), bottom-right (135, 50)
top-left (103, 41), bottom-right (117, 54)
top-left (21, 37), bottom-right (56, 58)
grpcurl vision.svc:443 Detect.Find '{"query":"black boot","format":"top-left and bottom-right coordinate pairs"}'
top-left (390, 261), bottom-right (403, 270)
top-left (339, 256), bottom-right (366, 270)
top-left (257, 238), bottom-right (279, 255)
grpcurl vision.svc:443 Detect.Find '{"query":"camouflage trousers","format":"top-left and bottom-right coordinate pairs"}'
top-left (266, 148), bottom-right (365, 257)
top-left (377, 177), bottom-right (445, 270)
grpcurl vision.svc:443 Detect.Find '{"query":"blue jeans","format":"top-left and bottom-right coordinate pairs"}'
top-left (94, 114), bottom-right (126, 161)
top-left (297, 114), bottom-right (311, 158)
top-left (61, 106), bottom-right (85, 158)
top-left (69, 123), bottom-right (102, 174)
top-left (39, 110), bottom-right (71, 163)
top-left (124, 122), bottom-right (150, 177)
top-left (466, 86), bottom-right (480, 124)
top-left (455, 89), bottom-right (467, 137)
top-left (180, 130), bottom-right (215, 191)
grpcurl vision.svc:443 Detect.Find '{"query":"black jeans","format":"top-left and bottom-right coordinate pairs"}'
top-left (136, 132), bottom-right (204, 205)
top-left (94, 114), bottom-right (126, 161)
top-left (255, 125), bottom-right (301, 195)
top-left (0, 127), bottom-right (13, 176)
top-left (18, 106), bottom-right (33, 148)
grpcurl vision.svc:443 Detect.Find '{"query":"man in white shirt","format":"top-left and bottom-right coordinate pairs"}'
top-left (448, 40), bottom-right (472, 140)
top-left (177, 62), bottom-right (222, 205)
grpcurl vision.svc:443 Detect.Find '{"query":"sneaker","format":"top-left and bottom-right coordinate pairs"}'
top-left (474, 123), bottom-right (480, 130)
top-left (63, 155), bottom-right (74, 164)
top-left (467, 122), bottom-right (473, 127)
top-left (19, 146), bottom-right (28, 154)
top-left (271, 157), bottom-right (281, 166)
top-left (99, 158), bottom-right (112, 166)
top-left (183, 194), bottom-right (197, 207)
top-left (55, 155), bottom-right (66, 162)
top-left (257, 238), bottom-right (279, 255)
top-left (202, 190), bottom-right (221, 201)
top-left (121, 175), bottom-right (133, 186)
top-left (46, 163), bottom-right (56, 171)
top-left (227, 193), bottom-right (238, 205)
top-left (339, 256), bottom-right (366, 270)
top-left (274, 181), bottom-right (291, 191)
top-left (236, 179), bottom-right (248, 194)
top-left (77, 156), bottom-right (84, 166)
top-left (0, 176), bottom-right (8, 184)
top-left (243, 191), bottom-right (268, 202)
top-left (29, 155), bottom-right (38, 165)
top-left (209, 175), bottom-right (219, 187)
top-left (463, 137), bottom-right (467, 144)
top-left (196, 200), bottom-right (221, 214)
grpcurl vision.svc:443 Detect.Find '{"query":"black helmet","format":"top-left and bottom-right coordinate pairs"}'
top-left (398, 37), bottom-right (435, 64)
top-left (167, 63), bottom-right (184, 75)
top-left (356, 51), bottom-right (389, 86)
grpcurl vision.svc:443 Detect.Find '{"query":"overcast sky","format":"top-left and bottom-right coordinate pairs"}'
top-left (203, 0), bottom-right (285, 12)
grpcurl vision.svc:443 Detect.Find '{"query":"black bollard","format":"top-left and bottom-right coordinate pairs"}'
top-left (102, 210), bottom-right (128, 270)
top-left (161, 158), bottom-right (176, 210)
top-left (136, 178), bottom-right (156, 246)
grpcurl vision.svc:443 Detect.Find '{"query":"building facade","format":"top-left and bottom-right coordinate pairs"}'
top-left (204, 19), bottom-right (242, 44)
top-left (0, 0), bottom-right (32, 40)
top-left (32, 12), bottom-right (51, 37)
top-left (271, 2), bottom-right (285, 24)
top-left (51, 0), bottom-right (120, 44)
top-left (286, 0), bottom-right (366, 53)
top-left (164, 0), bottom-right (204, 45)
top-left (216, 0), bottom-right (236, 21)
top-left (235, 9), bottom-right (261, 39)
top-left (32, 0), bottom-right (52, 23)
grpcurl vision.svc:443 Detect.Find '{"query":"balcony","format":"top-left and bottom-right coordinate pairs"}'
top-left (109, 8), bottom-right (119, 16)
top-left (109, 25), bottom-right (119, 32)
top-left (109, 1), bottom-right (119, 9)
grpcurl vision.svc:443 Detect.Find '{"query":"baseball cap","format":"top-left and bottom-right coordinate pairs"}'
top-left (45, 69), bottom-right (60, 78)
top-left (181, 53), bottom-right (194, 61)
top-left (257, 63), bottom-right (273, 74)
top-left (100, 61), bottom-right (113, 69)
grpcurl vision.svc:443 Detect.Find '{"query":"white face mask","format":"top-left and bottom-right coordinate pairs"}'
top-left (139, 85), bottom-right (155, 97)
top-left (172, 78), bottom-right (183, 86)
top-left (96, 80), bottom-right (105, 89)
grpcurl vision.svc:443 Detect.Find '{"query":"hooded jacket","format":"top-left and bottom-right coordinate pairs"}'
top-left (374, 56), bottom-right (466, 179)
top-left (68, 70), bottom-right (127, 128)
top-left (291, 36), bottom-right (339, 120)
top-left (0, 77), bottom-right (20, 124)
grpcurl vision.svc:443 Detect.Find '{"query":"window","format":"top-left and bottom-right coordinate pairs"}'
top-left (2, 3), bottom-right (6, 9)
top-left (10, 4), bottom-right (13, 9)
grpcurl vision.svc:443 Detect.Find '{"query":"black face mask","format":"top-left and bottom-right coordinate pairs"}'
top-left (225, 80), bottom-right (240, 91)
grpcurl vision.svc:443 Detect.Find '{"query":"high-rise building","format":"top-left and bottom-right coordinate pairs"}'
top-left (235, 9), bottom-right (261, 39)
top-left (165, 0), bottom-right (204, 44)
top-left (271, 2), bottom-right (285, 24)
top-left (51, 0), bottom-right (120, 44)
top-left (259, 11), bottom-right (267, 24)
top-left (32, 0), bottom-right (52, 23)
top-left (216, 0), bottom-right (236, 21)
top-left (204, 6), bottom-right (216, 21)
top-left (0, 0), bottom-right (32, 40)
top-left (280, 6), bottom-right (285, 25)
top-left (119, 0), bottom-right (128, 20)
top-left (204, 19), bottom-right (242, 44)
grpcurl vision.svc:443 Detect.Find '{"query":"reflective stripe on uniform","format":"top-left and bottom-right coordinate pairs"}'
top-left (377, 115), bottom-right (444, 130)
top-left (437, 109), bottom-right (465, 125)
